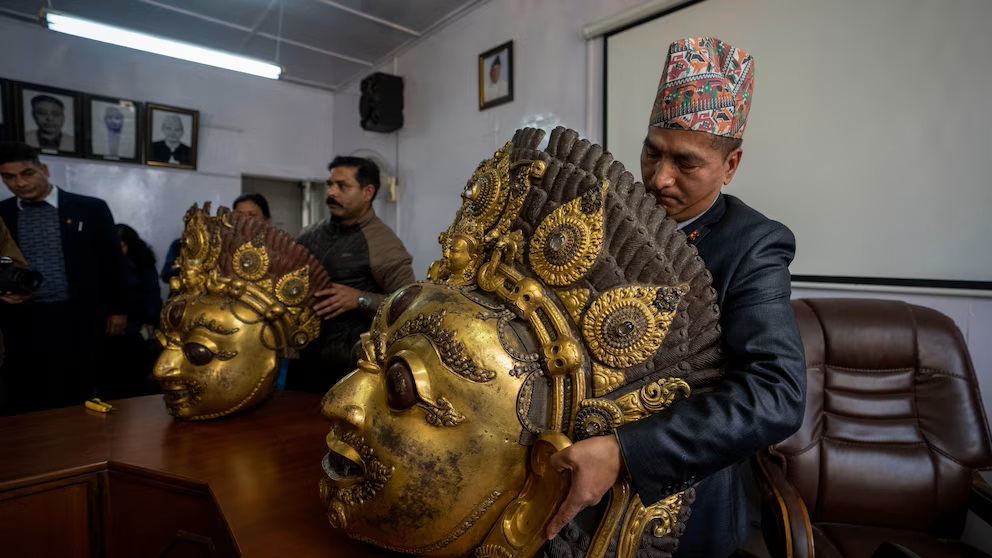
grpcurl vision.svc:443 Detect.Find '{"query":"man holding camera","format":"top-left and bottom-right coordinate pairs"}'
top-left (0, 142), bottom-right (127, 413)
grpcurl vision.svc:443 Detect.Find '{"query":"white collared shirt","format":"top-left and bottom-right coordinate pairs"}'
top-left (16, 184), bottom-right (59, 210)
top-left (676, 194), bottom-right (719, 231)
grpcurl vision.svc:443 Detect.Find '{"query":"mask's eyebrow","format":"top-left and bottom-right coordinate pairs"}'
top-left (183, 314), bottom-right (240, 337)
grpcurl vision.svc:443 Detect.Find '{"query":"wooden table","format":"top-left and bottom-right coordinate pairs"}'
top-left (0, 392), bottom-right (401, 557)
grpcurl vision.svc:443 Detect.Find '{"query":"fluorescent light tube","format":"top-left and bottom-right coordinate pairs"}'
top-left (44, 10), bottom-right (282, 80)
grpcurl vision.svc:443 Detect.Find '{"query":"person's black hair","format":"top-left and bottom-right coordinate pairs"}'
top-left (710, 135), bottom-right (743, 157)
top-left (30, 94), bottom-right (65, 111)
top-left (0, 142), bottom-right (41, 166)
top-left (328, 156), bottom-right (381, 201)
top-left (116, 224), bottom-right (157, 270)
top-left (233, 192), bottom-right (272, 220)
top-left (492, 55), bottom-right (502, 67)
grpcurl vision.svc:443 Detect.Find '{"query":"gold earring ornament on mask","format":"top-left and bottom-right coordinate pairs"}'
top-left (154, 203), bottom-right (332, 420)
top-left (320, 128), bottom-right (724, 558)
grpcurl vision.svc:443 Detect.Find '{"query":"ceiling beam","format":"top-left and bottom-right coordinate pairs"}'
top-left (314, 0), bottom-right (420, 37)
top-left (239, 0), bottom-right (280, 49)
top-left (134, 0), bottom-right (371, 67)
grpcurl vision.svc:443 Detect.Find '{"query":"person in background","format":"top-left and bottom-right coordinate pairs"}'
top-left (160, 192), bottom-right (271, 284)
top-left (98, 224), bottom-right (162, 399)
top-left (232, 192), bottom-right (270, 221)
top-left (0, 217), bottom-right (29, 412)
top-left (0, 141), bottom-right (127, 413)
top-left (287, 156), bottom-right (415, 393)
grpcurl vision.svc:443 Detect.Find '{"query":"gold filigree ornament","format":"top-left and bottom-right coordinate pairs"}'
top-left (582, 284), bottom-right (687, 369)
top-left (319, 127), bottom-right (725, 558)
top-left (429, 142), bottom-right (545, 286)
top-left (529, 181), bottom-right (607, 287)
top-left (154, 203), bottom-right (332, 420)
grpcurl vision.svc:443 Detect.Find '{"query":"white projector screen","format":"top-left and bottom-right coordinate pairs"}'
top-left (605, 0), bottom-right (992, 289)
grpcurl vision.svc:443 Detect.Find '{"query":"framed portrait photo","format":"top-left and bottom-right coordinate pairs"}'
top-left (15, 82), bottom-right (83, 156)
top-left (478, 41), bottom-right (514, 110)
top-left (145, 103), bottom-right (198, 170)
top-left (85, 95), bottom-right (142, 163)
top-left (0, 79), bottom-right (12, 141)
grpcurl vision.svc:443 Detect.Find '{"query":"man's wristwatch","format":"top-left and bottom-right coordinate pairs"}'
top-left (357, 292), bottom-right (372, 310)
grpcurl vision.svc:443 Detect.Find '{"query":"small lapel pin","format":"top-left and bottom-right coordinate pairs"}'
top-left (687, 229), bottom-right (700, 241)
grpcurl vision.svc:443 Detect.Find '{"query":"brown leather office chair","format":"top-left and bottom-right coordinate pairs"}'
top-left (756, 298), bottom-right (992, 558)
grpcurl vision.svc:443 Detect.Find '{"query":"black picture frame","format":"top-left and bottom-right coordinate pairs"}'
top-left (84, 94), bottom-right (143, 163)
top-left (144, 103), bottom-right (198, 170)
top-left (14, 81), bottom-right (84, 157)
top-left (478, 40), bottom-right (514, 110)
top-left (0, 79), bottom-right (14, 141)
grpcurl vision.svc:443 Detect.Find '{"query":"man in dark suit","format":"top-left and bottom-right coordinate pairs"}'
top-left (148, 114), bottom-right (192, 166)
top-left (0, 142), bottom-right (127, 413)
top-left (546, 38), bottom-right (806, 557)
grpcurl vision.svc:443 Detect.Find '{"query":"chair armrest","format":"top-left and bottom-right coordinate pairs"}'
top-left (753, 452), bottom-right (814, 558)
top-left (969, 471), bottom-right (992, 526)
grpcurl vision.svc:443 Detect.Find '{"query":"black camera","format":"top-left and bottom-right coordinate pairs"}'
top-left (0, 256), bottom-right (43, 294)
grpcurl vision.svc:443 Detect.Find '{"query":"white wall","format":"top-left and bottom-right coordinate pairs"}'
top-left (0, 17), bottom-right (334, 270)
top-left (333, 0), bottom-right (647, 276)
top-left (331, 0), bottom-right (992, 427)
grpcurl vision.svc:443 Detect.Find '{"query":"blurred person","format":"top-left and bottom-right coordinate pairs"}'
top-left (232, 192), bottom-right (271, 221)
top-left (0, 142), bottom-right (127, 413)
top-left (99, 224), bottom-right (162, 399)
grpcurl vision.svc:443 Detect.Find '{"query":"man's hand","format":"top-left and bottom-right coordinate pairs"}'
top-left (106, 314), bottom-right (127, 336)
top-left (546, 434), bottom-right (625, 540)
top-left (0, 291), bottom-right (30, 304)
top-left (312, 283), bottom-right (362, 320)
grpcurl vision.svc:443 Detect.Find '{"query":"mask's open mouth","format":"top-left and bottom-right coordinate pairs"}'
top-left (163, 388), bottom-right (191, 405)
top-left (321, 437), bottom-right (365, 486)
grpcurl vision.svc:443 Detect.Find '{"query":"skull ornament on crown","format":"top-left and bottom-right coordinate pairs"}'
top-left (319, 127), bottom-right (724, 557)
top-left (154, 203), bottom-right (332, 420)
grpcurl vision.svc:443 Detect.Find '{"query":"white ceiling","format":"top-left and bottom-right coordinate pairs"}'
top-left (0, 0), bottom-right (485, 90)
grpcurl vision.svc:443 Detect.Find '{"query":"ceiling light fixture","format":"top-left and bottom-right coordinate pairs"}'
top-left (44, 10), bottom-right (283, 80)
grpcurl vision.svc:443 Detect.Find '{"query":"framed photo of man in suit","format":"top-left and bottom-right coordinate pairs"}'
top-left (145, 103), bottom-right (198, 170)
top-left (478, 41), bottom-right (513, 110)
top-left (0, 79), bottom-right (12, 141)
top-left (15, 82), bottom-right (83, 156)
top-left (85, 95), bottom-right (142, 163)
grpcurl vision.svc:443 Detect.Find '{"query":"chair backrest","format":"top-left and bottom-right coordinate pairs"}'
top-left (773, 298), bottom-right (992, 537)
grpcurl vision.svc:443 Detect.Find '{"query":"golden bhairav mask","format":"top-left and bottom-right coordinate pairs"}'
top-left (320, 128), bottom-right (724, 558)
top-left (154, 204), bottom-right (331, 420)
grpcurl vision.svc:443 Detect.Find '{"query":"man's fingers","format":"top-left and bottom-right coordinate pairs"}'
top-left (546, 483), bottom-right (586, 540)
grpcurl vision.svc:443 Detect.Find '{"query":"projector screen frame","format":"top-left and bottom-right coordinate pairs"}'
top-left (600, 0), bottom-right (992, 293)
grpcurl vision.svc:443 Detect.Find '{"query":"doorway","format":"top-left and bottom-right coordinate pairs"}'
top-left (241, 176), bottom-right (304, 237)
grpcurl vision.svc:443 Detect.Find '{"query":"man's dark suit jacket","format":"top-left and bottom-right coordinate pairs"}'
top-left (0, 188), bottom-right (127, 320)
top-left (149, 141), bottom-right (192, 166)
top-left (615, 193), bottom-right (806, 556)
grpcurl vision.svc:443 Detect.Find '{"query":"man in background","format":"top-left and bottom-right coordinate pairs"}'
top-left (545, 38), bottom-right (806, 557)
top-left (288, 156), bottom-right (415, 393)
top-left (25, 94), bottom-right (74, 152)
top-left (149, 114), bottom-right (192, 165)
top-left (484, 55), bottom-right (508, 101)
top-left (0, 142), bottom-right (127, 413)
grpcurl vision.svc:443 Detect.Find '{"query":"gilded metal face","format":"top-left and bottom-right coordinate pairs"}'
top-left (320, 283), bottom-right (536, 556)
top-left (154, 295), bottom-right (279, 419)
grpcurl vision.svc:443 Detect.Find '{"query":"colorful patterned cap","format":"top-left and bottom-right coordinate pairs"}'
top-left (650, 37), bottom-right (755, 139)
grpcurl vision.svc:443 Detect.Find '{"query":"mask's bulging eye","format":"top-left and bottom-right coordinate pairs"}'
top-left (183, 343), bottom-right (215, 366)
top-left (387, 285), bottom-right (422, 327)
top-left (385, 359), bottom-right (419, 410)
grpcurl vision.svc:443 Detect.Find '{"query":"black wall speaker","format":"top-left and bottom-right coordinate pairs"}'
top-left (359, 73), bottom-right (404, 133)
